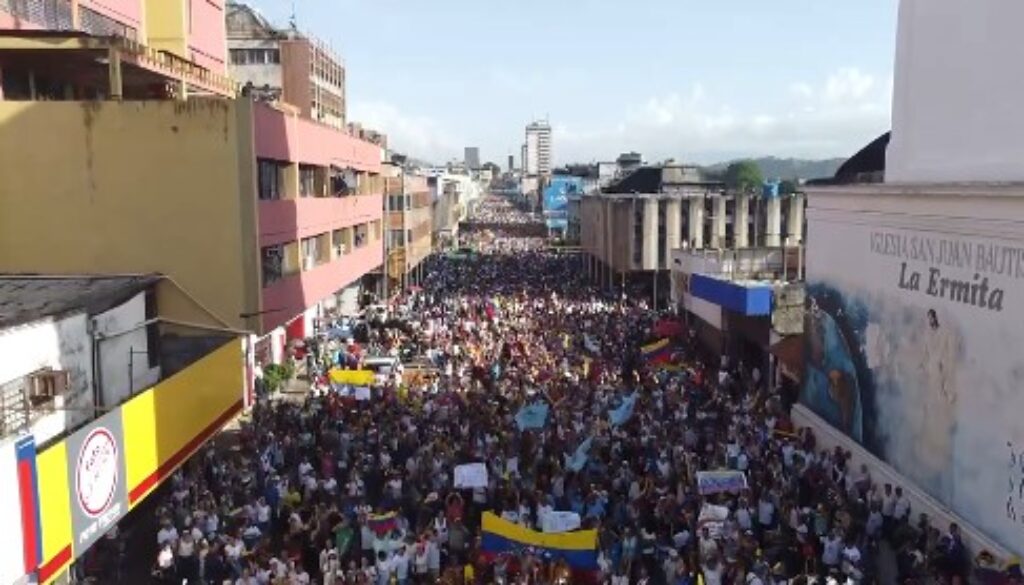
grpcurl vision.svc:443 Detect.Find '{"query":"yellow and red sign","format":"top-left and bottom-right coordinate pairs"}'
top-left (33, 340), bottom-right (243, 584)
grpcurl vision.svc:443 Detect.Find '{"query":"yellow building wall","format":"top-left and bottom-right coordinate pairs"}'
top-left (35, 443), bottom-right (72, 584)
top-left (0, 99), bottom-right (259, 331)
top-left (142, 0), bottom-right (188, 59)
top-left (122, 339), bottom-right (243, 505)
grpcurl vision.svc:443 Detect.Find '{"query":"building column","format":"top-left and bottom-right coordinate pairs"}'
top-left (107, 47), bottom-right (123, 100)
top-left (688, 197), bottom-right (705, 249)
top-left (734, 194), bottom-right (750, 248)
top-left (642, 198), bottom-right (657, 269)
top-left (666, 198), bottom-right (681, 254)
top-left (710, 194), bottom-right (727, 249)
top-left (765, 195), bottom-right (782, 247)
top-left (785, 193), bottom-right (805, 246)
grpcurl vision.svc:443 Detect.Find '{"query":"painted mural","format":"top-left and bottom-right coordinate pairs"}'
top-left (802, 214), bottom-right (1024, 555)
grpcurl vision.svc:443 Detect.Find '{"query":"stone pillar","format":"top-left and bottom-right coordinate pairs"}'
top-left (734, 194), bottom-right (750, 248)
top-left (710, 194), bottom-right (727, 249)
top-left (765, 195), bottom-right (782, 247)
top-left (666, 198), bottom-right (682, 255)
top-left (642, 198), bottom-right (658, 270)
top-left (688, 197), bottom-right (705, 249)
top-left (786, 193), bottom-right (805, 246)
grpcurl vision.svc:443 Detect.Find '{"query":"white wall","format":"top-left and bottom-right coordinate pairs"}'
top-left (793, 405), bottom-right (1011, 558)
top-left (0, 316), bottom-right (94, 445)
top-left (526, 132), bottom-right (540, 175)
top-left (92, 291), bottom-right (160, 407)
top-left (804, 183), bottom-right (1024, 557)
top-left (887, 0), bottom-right (1024, 182)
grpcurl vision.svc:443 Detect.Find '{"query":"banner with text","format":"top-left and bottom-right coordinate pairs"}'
top-left (802, 206), bottom-right (1024, 555)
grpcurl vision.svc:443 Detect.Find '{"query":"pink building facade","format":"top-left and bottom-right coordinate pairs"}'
top-left (253, 103), bottom-right (384, 337)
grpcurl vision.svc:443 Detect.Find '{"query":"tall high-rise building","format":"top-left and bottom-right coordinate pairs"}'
top-left (508, 154), bottom-right (515, 172)
top-left (525, 120), bottom-right (552, 176)
top-left (521, 143), bottom-right (528, 173)
top-left (464, 147), bottom-right (481, 170)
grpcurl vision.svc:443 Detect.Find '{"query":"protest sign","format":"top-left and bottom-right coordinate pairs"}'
top-left (696, 470), bottom-right (748, 495)
top-left (541, 511), bottom-right (581, 533)
top-left (454, 463), bottom-right (488, 488)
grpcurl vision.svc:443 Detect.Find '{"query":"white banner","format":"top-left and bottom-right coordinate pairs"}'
top-left (541, 511), bottom-right (581, 533)
top-left (354, 387), bottom-right (372, 401)
top-left (453, 463), bottom-right (488, 488)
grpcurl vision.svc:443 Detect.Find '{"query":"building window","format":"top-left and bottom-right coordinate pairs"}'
top-left (389, 229), bottom-right (405, 247)
top-left (354, 224), bottom-right (368, 248)
top-left (230, 48), bottom-right (280, 65)
top-left (388, 195), bottom-right (403, 211)
top-left (258, 159), bottom-right (283, 200)
top-left (4, 0), bottom-right (73, 31)
top-left (332, 229), bottom-right (347, 257)
top-left (404, 195), bottom-right (411, 211)
top-left (301, 236), bottom-right (325, 270)
top-left (299, 165), bottom-right (317, 197)
top-left (261, 245), bottom-right (284, 286)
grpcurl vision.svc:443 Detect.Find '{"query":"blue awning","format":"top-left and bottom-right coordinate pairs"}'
top-left (689, 274), bottom-right (772, 316)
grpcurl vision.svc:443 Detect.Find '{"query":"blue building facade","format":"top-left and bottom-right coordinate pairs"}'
top-left (543, 176), bottom-right (583, 234)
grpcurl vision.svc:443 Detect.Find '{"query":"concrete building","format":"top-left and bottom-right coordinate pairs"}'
top-left (0, 275), bottom-right (247, 584)
top-left (794, 0), bottom-right (1024, 562)
top-left (464, 146), bottom-right (480, 171)
top-left (384, 165), bottom-right (433, 293)
top-left (525, 120), bottom-right (552, 176)
top-left (0, 12), bottom-right (385, 370)
top-left (508, 154), bottom-right (514, 172)
top-left (582, 163), bottom-right (806, 308)
top-left (615, 151), bottom-right (643, 176)
top-left (226, 1), bottom-right (346, 129)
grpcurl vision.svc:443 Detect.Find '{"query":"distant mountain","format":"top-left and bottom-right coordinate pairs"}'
top-left (704, 157), bottom-right (845, 181)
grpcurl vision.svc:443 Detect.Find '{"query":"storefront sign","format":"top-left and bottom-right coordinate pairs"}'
top-left (64, 411), bottom-right (127, 553)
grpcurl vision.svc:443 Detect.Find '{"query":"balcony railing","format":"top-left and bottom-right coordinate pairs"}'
top-left (676, 246), bottom-right (805, 283)
top-left (0, 0), bottom-right (73, 30)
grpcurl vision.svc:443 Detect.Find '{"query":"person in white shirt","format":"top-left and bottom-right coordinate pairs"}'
top-left (893, 486), bottom-right (911, 522)
top-left (393, 546), bottom-right (410, 585)
top-left (157, 519), bottom-right (179, 548)
top-left (821, 530), bottom-right (843, 568)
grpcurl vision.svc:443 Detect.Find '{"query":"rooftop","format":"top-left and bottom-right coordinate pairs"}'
top-left (601, 165), bottom-right (725, 195)
top-left (0, 274), bottom-right (161, 329)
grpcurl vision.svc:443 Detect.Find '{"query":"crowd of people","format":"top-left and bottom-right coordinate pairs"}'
top-left (145, 196), bottom-right (991, 585)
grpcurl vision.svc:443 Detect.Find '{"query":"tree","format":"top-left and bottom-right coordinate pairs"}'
top-left (724, 160), bottom-right (764, 193)
top-left (779, 179), bottom-right (799, 195)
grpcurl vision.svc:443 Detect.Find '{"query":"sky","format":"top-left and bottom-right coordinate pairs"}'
top-left (248, 0), bottom-right (899, 166)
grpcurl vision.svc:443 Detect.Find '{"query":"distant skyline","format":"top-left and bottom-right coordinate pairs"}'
top-left (248, 0), bottom-right (898, 166)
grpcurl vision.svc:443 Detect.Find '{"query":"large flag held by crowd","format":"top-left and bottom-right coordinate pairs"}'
top-left (480, 512), bottom-right (598, 571)
top-left (564, 436), bottom-right (593, 472)
top-left (608, 393), bottom-right (637, 427)
top-left (641, 338), bottom-right (673, 365)
top-left (515, 401), bottom-right (550, 430)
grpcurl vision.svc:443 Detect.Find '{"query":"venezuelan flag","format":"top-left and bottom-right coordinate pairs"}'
top-left (641, 338), bottom-right (673, 365)
top-left (367, 512), bottom-right (398, 536)
top-left (480, 512), bottom-right (598, 570)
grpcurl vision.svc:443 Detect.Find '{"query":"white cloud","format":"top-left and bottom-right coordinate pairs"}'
top-left (556, 67), bottom-right (893, 164)
top-left (348, 100), bottom-right (462, 162)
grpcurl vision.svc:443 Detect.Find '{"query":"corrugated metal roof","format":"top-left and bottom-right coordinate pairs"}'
top-left (0, 274), bottom-right (160, 329)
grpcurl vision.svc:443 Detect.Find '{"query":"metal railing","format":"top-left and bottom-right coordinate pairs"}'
top-left (676, 245), bottom-right (805, 283)
top-left (0, 0), bottom-right (73, 30)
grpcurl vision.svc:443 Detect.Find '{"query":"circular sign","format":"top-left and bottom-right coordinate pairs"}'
top-left (75, 427), bottom-right (119, 518)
